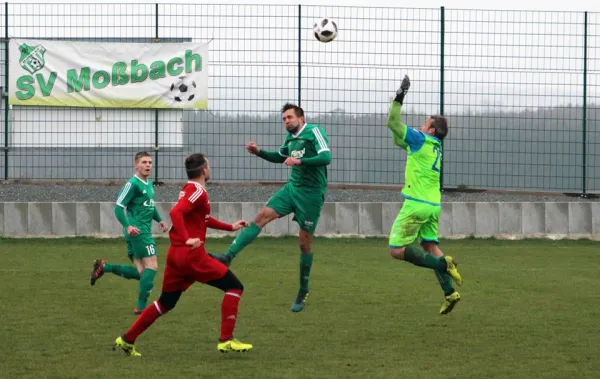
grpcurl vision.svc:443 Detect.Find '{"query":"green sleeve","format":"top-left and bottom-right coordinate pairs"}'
top-left (386, 101), bottom-right (409, 149)
top-left (115, 181), bottom-right (136, 208)
top-left (258, 149), bottom-right (286, 163)
top-left (152, 208), bottom-right (163, 222)
top-left (300, 150), bottom-right (331, 166)
top-left (311, 126), bottom-right (330, 154)
top-left (114, 204), bottom-right (130, 228)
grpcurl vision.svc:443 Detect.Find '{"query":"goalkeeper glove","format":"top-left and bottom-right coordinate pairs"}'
top-left (394, 75), bottom-right (410, 105)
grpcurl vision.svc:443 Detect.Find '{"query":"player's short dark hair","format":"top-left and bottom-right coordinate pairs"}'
top-left (185, 153), bottom-right (207, 179)
top-left (430, 115), bottom-right (448, 140)
top-left (281, 102), bottom-right (304, 118)
top-left (134, 151), bottom-right (152, 162)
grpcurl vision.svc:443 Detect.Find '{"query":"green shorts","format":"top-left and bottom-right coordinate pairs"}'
top-left (266, 183), bottom-right (325, 234)
top-left (389, 199), bottom-right (440, 248)
top-left (126, 234), bottom-right (158, 261)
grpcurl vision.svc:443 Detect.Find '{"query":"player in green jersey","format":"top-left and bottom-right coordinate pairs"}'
top-left (211, 103), bottom-right (331, 312)
top-left (386, 75), bottom-right (463, 315)
top-left (90, 152), bottom-right (169, 314)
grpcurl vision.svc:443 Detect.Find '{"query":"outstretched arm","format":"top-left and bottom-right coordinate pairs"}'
top-left (257, 149), bottom-right (287, 163)
top-left (206, 216), bottom-right (234, 231)
top-left (386, 75), bottom-right (411, 149)
top-left (207, 216), bottom-right (249, 232)
top-left (246, 141), bottom-right (287, 163)
top-left (387, 101), bottom-right (409, 149)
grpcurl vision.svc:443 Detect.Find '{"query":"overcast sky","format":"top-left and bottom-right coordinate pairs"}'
top-left (20, 0), bottom-right (600, 12)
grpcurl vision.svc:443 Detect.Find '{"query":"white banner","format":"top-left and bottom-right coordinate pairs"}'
top-left (9, 39), bottom-right (209, 109)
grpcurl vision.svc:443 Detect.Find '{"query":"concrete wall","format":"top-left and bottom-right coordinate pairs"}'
top-left (1, 202), bottom-right (599, 240)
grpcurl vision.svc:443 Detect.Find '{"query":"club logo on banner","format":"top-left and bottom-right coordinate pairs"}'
top-left (19, 43), bottom-right (47, 74)
top-left (9, 39), bottom-right (209, 109)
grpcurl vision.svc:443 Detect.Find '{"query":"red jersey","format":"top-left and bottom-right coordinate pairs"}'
top-left (168, 181), bottom-right (234, 247)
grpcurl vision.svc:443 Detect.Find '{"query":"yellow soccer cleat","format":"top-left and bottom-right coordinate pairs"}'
top-left (113, 336), bottom-right (141, 357)
top-left (440, 291), bottom-right (461, 315)
top-left (217, 338), bottom-right (253, 353)
top-left (443, 256), bottom-right (463, 286)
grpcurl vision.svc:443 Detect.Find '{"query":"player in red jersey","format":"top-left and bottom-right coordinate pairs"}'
top-left (113, 153), bottom-right (253, 356)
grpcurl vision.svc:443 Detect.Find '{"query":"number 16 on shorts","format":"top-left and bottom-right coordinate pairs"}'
top-left (145, 245), bottom-right (156, 256)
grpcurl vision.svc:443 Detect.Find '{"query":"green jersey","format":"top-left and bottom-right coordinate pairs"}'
top-left (278, 123), bottom-right (330, 190)
top-left (115, 175), bottom-right (157, 237)
top-left (387, 102), bottom-right (442, 205)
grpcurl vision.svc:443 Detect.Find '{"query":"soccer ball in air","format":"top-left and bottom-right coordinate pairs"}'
top-left (313, 18), bottom-right (338, 43)
top-left (169, 76), bottom-right (197, 103)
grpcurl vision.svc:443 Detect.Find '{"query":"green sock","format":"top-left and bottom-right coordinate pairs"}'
top-left (137, 268), bottom-right (156, 310)
top-left (226, 222), bottom-right (262, 258)
top-left (104, 263), bottom-right (140, 280)
top-left (299, 253), bottom-right (313, 292)
top-left (434, 263), bottom-right (455, 296)
top-left (403, 245), bottom-right (446, 271)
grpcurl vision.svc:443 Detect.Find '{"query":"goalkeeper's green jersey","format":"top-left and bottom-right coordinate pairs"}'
top-left (278, 123), bottom-right (330, 191)
top-left (115, 175), bottom-right (157, 237)
top-left (387, 101), bottom-right (442, 206)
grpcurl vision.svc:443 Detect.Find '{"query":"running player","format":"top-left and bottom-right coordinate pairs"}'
top-left (90, 151), bottom-right (168, 314)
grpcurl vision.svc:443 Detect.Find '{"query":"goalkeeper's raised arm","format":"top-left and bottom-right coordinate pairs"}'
top-left (386, 75), bottom-right (411, 149)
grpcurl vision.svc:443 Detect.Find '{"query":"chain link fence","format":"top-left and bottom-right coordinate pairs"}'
top-left (1, 4), bottom-right (598, 193)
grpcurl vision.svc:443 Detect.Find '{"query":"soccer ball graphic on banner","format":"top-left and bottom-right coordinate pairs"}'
top-left (29, 58), bottom-right (42, 71)
top-left (313, 18), bottom-right (338, 43)
top-left (169, 76), bottom-right (197, 103)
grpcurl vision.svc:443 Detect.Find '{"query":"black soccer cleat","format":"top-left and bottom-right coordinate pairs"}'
top-left (90, 259), bottom-right (105, 286)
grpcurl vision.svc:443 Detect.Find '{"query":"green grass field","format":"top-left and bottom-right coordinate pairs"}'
top-left (1, 237), bottom-right (599, 378)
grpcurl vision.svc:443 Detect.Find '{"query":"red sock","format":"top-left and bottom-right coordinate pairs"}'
top-left (220, 289), bottom-right (243, 341)
top-left (124, 300), bottom-right (166, 343)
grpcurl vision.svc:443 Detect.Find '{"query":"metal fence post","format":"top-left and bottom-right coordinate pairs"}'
top-left (154, 3), bottom-right (160, 182)
top-left (439, 6), bottom-right (445, 190)
top-left (298, 4), bottom-right (302, 107)
top-left (582, 11), bottom-right (588, 197)
top-left (4, 2), bottom-right (9, 180)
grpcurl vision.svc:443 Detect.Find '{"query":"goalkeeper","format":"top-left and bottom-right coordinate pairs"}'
top-left (386, 75), bottom-right (463, 315)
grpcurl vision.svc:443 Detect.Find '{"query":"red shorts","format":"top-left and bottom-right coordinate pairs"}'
top-left (161, 245), bottom-right (228, 293)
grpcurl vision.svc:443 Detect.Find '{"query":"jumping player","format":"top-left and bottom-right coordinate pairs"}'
top-left (113, 153), bottom-right (253, 356)
top-left (385, 75), bottom-right (463, 315)
top-left (211, 103), bottom-right (331, 313)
